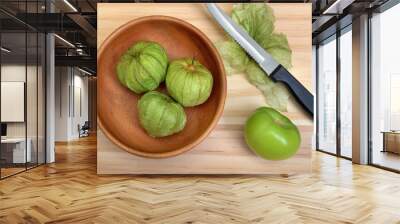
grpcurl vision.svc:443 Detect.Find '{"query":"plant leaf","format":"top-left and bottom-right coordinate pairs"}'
top-left (232, 3), bottom-right (275, 47)
top-left (215, 3), bottom-right (293, 112)
top-left (215, 40), bottom-right (250, 75)
top-left (262, 33), bottom-right (292, 69)
top-left (245, 61), bottom-right (290, 112)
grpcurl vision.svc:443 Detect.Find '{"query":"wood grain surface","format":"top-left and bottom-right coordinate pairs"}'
top-left (2, 136), bottom-right (400, 223)
top-left (97, 3), bottom-right (313, 174)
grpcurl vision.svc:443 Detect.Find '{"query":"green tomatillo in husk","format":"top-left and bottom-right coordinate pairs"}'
top-left (166, 58), bottom-right (213, 107)
top-left (117, 41), bottom-right (168, 94)
top-left (138, 91), bottom-right (186, 138)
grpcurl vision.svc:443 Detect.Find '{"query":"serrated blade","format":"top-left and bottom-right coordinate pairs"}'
top-left (206, 3), bottom-right (279, 75)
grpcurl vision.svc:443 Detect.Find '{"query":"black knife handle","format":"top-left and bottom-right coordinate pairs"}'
top-left (270, 65), bottom-right (314, 117)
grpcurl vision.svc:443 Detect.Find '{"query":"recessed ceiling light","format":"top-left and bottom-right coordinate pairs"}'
top-left (77, 67), bottom-right (93, 76)
top-left (63, 0), bottom-right (78, 12)
top-left (323, 0), bottom-right (355, 15)
top-left (54, 34), bottom-right (75, 48)
top-left (1, 47), bottom-right (11, 53)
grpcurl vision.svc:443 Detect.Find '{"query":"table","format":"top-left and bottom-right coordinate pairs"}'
top-left (97, 3), bottom-right (312, 175)
top-left (381, 131), bottom-right (400, 154)
top-left (1, 138), bottom-right (31, 164)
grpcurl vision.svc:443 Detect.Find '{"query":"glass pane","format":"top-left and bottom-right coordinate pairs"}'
top-left (317, 37), bottom-right (337, 154)
top-left (27, 31), bottom-right (38, 169)
top-left (1, 31), bottom-right (27, 177)
top-left (38, 33), bottom-right (45, 165)
top-left (339, 28), bottom-right (352, 158)
top-left (0, 1), bottom-right (46, 178)
top-left (312, 45), bottom-right (317, 150)
top-left (26, 0), bottom-right (39, 170)
top-left (371, 4), bottom-right (400, 171)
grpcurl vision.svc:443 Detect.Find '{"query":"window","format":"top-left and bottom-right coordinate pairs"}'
top-left (0, 1), bottom-right (46, 179)
top-left (339, 27), bottom-right (352, 158)
top-left (370, 3), bottom-right (400, 171)
top-left (316, 25), bottom-right (353, 159)
top-left (317, 36), bottom-right (337, 154)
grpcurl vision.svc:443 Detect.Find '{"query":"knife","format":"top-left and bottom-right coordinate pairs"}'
top-left (207, 3), bottom-right (314, 116)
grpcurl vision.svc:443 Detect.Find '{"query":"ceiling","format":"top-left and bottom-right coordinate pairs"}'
top-left (0, 0), bottom-right (394, 74)
top-left (1, 32), bottom-right (45, 64)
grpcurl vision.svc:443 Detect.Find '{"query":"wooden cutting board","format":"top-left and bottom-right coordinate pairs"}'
top-left (97, 3), bottom-right (313, 174)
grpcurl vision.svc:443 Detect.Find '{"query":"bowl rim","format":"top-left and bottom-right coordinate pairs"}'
top-left (97, 15), bottom-right (227, 158)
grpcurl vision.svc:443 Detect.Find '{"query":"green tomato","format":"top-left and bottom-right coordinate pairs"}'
top-left (166, 58), bottom-right (213, 107)
top-left (117, 41), bottom-right (168, 94)
top-left (244, 107), bottom-right (300, 160)
top-left (138, 91), bottom-right (186, 138)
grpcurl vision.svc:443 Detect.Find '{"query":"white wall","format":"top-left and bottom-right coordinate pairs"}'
top-left (55, 66), bottom-right (70, 141)
top-left (72, 73), bottom-right (89, 138)
top-left (1, 65), bottom-right (37, 138)
top-left (1, 64), bottom-right (46, 164)
top-left (54, 67), bottom-right (89, 141)
top-left (1, 65), bottom-right (26, 139)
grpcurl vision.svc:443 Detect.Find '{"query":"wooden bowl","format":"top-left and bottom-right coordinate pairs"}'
top-left (98, 16), bottom-right (227, 158)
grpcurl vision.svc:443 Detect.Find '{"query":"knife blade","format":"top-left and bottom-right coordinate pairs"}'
top-left (207, 3), bottom-right (314, 116)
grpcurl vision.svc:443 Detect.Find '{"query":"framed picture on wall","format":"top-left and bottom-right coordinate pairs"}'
top-left (1, 81), bottom-right (25, 122)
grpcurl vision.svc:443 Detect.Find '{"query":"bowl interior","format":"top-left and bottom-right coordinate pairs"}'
top-left (98, 16), bottom-right (226, 158)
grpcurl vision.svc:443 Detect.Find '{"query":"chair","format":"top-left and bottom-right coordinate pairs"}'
top-left (78, 121), bottom-right (90, 138)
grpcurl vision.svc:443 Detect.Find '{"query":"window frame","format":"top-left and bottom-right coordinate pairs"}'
top-left (315, 24), bottom-right (353, 160)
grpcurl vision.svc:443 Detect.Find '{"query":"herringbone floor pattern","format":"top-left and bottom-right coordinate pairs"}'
top-left (1, 135), bottom-right (400, 224)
